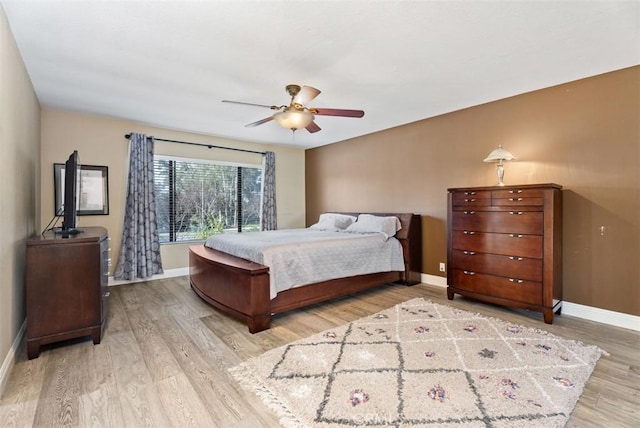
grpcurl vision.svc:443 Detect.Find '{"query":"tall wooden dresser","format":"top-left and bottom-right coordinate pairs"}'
top-left (447, 184), bottom-right (562, 323)
top-left (26, 227), bottom-right (110, 359)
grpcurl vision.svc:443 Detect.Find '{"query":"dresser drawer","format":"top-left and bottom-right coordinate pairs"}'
top-left (452, 269), bottom-right (542, 305)
top-left (451, 230), bottom-right (543, 258)
top-left (99, 236), bottom-right (110, 324)
top-left (493, 197), bottom-right (543, 206)
top-left (451, 249), bottom-right (542, 281)
top-left (492, 188), bottom-right (545, 199)
top-left (492, 188), bottom-right (544, 206)
top-left (451, 190), bottom-right (492, 207)
top-left (451, 210), bottom-right (543, 234)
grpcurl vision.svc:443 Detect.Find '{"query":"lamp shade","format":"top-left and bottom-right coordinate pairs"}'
top-left (273, 110), bottom-right (314, 130)
top-left (483, 145), bottom-right (516, 162)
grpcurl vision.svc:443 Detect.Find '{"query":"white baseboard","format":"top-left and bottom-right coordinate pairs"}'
top-left (108, 267), bottom-right (190, 286)
top-left (561, 301), bottom-right (640, 332)
top-left (421, 273), bottom-right (447, 287)
top-left (0, 321), bottom-right (26, 397)
top-left (419, 273), bottom-right (640, 332)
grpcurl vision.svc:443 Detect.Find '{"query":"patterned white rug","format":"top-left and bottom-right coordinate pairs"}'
top-left (230, 298), bottom-right (606, 427)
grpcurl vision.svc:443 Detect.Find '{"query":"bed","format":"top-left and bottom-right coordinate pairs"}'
top-left (189, 212), bottom-right (422, 333)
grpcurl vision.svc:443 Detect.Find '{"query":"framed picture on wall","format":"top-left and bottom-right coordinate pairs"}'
top-left (54, 164), bottom-right (109, 215)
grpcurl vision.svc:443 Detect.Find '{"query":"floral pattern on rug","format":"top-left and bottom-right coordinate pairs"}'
top-left (229, 298), bottom-right (606, 427)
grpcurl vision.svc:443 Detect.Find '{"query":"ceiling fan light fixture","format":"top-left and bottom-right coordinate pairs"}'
top-left (224, 84), bottom-right (364, 133)
top-left (273, 110), bottom-right (314, 131)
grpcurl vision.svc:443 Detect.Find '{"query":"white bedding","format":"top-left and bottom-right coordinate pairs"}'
top-left (204, 229), bottom-right (405, 299)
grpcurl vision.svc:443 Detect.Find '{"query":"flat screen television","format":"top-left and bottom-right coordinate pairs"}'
top-left (56, 150), bottom-right (82, 236)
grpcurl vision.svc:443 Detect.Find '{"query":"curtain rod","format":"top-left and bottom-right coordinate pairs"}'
top-left (124, 134), bottom-right (266, 155)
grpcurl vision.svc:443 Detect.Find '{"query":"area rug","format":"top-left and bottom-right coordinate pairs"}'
top-left (229, 298), bottom-right (606, 427)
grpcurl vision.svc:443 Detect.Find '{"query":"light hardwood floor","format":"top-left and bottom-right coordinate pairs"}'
top-left (1, 277), bottom-right (639, 427)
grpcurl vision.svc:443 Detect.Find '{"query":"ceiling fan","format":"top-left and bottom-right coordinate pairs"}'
top-left (222, 84), bottom-right (365, 133)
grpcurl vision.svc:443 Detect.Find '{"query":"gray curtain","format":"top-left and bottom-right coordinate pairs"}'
top-left (261, 151), bottom-right (277, 230)
top-left (114, 133), bottom-right (163, 280)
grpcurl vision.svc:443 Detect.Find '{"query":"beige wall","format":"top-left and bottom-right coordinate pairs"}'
top-left (40, 109), bottom-right (306, 274)
top-left (0, 5), bottom-right (40, 382)
top-left (306, 66), bottom-right (640, 317)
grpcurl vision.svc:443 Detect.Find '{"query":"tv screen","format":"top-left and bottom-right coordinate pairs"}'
top-left (57, 150), bottom-right (82, 235)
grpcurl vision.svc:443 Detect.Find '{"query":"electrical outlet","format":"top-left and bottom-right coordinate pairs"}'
top-left (439, 262), bottom-right (446, 272)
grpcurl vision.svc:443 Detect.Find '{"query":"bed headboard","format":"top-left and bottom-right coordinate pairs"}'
top-left (338, 212), bottom-right (422, 285)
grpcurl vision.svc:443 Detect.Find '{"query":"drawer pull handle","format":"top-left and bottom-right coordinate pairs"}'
top-left (509, 211), bottom-right (524, 215)
top-left (509, 234), bottom-right (524, 238)
top-left (509, 279), bottom-right (524, 284)
top-left (103, 291), bottom-right (111, 297)
top-left (509, 256), bottom-right (524, 261)
top-left (463, 270), bottom-right (476, 276)
top-left (509, 197), bottom-right (524, 202)
top-left (464, 191), bottom-right (477, 195)
top-left (463, 210), bottom-right (476, 215)
top-left (463, 231), bottom-right (476, 235)
top-left (463, 251), bottom-right (476, 255)
top-left (464, 199), bottom-right (476, 202)
top-left (509, 190), bottom-right (523, 194)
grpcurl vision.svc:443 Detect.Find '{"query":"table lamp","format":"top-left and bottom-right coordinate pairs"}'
top-left (483, 145), bottom-right (516, 186)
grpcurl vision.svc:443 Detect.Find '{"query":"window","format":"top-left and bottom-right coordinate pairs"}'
top-left (153, 156), bottom-right (262, 243)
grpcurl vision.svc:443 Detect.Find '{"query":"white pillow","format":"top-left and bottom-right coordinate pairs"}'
top-left (309, 213), bottom-right (357, 231)
top-left (327, 213), bottom-right (357, 230)
top-left (344, 214), bottom-right (401, 240)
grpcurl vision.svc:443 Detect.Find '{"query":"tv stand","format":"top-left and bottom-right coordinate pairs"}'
top-left (26, 226), bottom-right (109, 359)
top-left (53, 227), bottom-right (83, 236)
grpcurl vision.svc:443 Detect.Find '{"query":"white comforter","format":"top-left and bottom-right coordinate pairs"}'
top-left (204, 229), bottom-right (405, 299)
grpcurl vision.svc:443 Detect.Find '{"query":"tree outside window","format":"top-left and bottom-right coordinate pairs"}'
top-left (154, 157), bottom-right (262, 242)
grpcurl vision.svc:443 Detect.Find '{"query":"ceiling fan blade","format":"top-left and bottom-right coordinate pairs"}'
top-left (222, 100), bottom-right (279, 110)
top-left (293, 86), bottom-right (321, 105)
top-left (305, 121), bottom-right (321, 133)
top-left (313, 108), bottom-right (365, 118)
top-left (245, 116), bottom-right (274, 127)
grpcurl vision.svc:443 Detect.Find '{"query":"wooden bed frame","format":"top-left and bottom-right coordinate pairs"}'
top-left (189, 213), bottom-right (422, 333)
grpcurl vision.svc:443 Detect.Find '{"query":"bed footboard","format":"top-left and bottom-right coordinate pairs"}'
top-left (189, 245), bottom-right (271, 332)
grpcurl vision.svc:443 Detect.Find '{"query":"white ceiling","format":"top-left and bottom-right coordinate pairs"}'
top-left (3, 1), bottom-right (639, 149)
